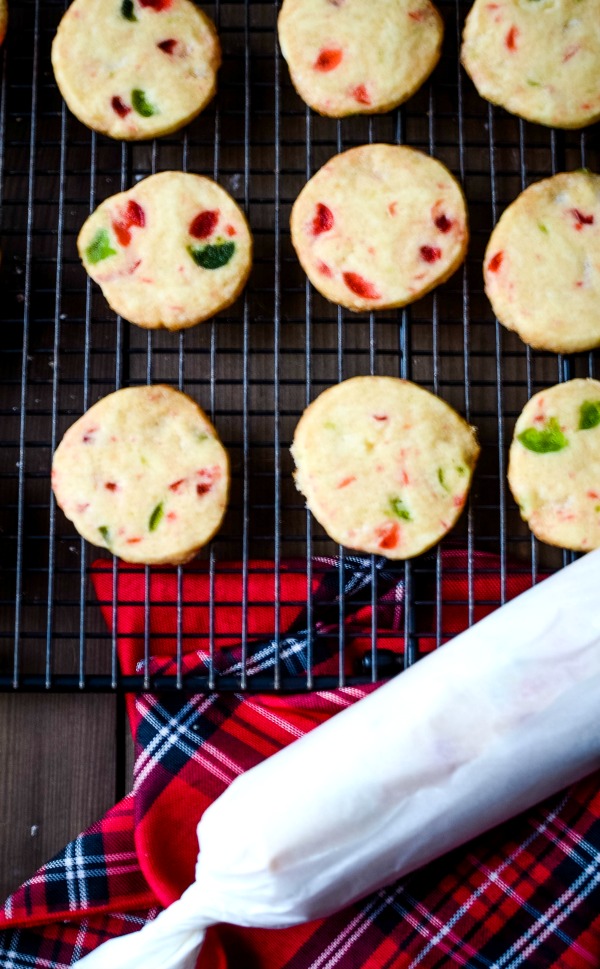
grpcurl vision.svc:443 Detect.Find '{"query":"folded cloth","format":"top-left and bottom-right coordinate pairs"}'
top-left (1, 551), bottom-right (599, 969)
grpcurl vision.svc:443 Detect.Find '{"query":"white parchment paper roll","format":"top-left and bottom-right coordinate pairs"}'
top-left (75, 549), bottom-right (600, 969)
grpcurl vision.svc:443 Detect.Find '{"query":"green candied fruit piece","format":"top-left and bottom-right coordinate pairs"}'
top-left (437, 468), bottom-right (450, 492)
top-left (579, 400), bottom-right (600, 431)
top-left (86, 228), bottom-right (117, 265)
top-left (188, 241), bottom-right (236, 270)
top-left (538, 222), bottom-right (548, 234)
top-left (456, 464), bottom-right (466, 476)
top-left (149, 502), bottom-right (164, 532)
top-left (131, 89), bottom-right (158, 118)
top-left (389, 496), bottom-right (412, 521)
top-left (196, 431), bottom-right (209, 442)
top-left (98, 525), bottom-right (111, 546)
top-left (121, 0), bottom-right (137, 21)
top-left (518, 416), bottom-right (568, 453)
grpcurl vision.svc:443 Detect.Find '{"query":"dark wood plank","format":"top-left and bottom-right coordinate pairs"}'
top-left (0, 694), bottom-right (119, 901)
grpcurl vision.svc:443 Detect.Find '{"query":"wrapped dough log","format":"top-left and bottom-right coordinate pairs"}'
top-left (75, 549), bottom-right (600, 969)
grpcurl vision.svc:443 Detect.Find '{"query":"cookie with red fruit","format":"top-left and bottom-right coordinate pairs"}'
top-left (52, 0), bottom-right (220, 140)
top-left (484, 171), bottom-right (600, 354)
top-left (462, 0), bottom-right (600, 129)
top-left (290, 144), bottom-right (468, 312)
top-left (52, 385), bottom-right (230, 565)
top-left (278, 0), bottom-right (443, 118)
top-left (291, 376), bottom-right (479, 559)
top-left (77, 171), bottom-right (252, 330)
top-left (508, 379), bottom-right (600, 552)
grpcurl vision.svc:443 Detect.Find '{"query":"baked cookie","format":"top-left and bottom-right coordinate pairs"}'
top-left (77, 171), bottom-right (252, 330)
top-left (51, 0), bottom-right (220, 140)
top-left (461, 0), bottom-right (600, 129)
top-left (291, 376), bottom-right (479, 559)
top-left (52, 385), bottom-right (230, 565)
top-left (290, 145), bottom-right (468, 312)
top-left (484, 171), bottom-right (600, 354)
top-left (0, 0), bottom-right (8, 46)
top-left (508, 379), bottom-right (600, 552)
top-left (278, 0), bottom-right (443, 118)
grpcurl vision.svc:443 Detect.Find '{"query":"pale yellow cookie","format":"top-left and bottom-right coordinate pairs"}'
top-left (51, 0), bottom-right (220, 140)
top-left (278, 0), bottom-right (443, 118)
top-left (291, 376), bottom-right (479, 559)
top-left (52, 385), bottom-right (230, 565)
top-left (77, 172), bottom-right (252, 330)
top-left (461, 0), bottom-right (600, 129)
top-left (290, 145), bottom-right (468, 312)
top-left (484, 171), bottom-right (600, 354)
top-left (508, 379), bottom-right (600, 552)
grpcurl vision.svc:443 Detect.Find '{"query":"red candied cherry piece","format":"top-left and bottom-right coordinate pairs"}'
top-left (351, 84), bottom-right (371, 105)
top-left (487, 250), bottom-right (504, 273)
top-left (169, 478), bottom-right (186, 492)
top-left (420, 245), bottom-right (442, 263)
top-left (570, 208), bottom-right (594, 230)
top-left (312, 203), bottom-right (334, 235)
top-left (113, 223), bottom-right (131, 246)
top-left (111, 96), bottom-right (131, 118)
top-left (225, 224), bottom-right (236, 237)
top-left (343, 272), bottom-right (381, 300)
top-left (190, 210), bottom-right (219, 239)
top-left (157, 39), bottom-right (177, 54)
top-left (505, 26), bottom-right (518, 51)
top-left (125, 200), bottom-right (146, 227)
top-left (373, 414), bottom-right (388, 421)
top-left (377, 521), bottom-right (400, 550)
top-left (434, 212), bottom-right (453, 233)
top-left (105, 482), bottom-right (118, 492)
top-left (196, 482), bottom-right (212, 496)
top-left (139, 0), bottom-right (173, 9)
top-left (314, 48), bottom-right (343, 72)
top-left (337, 476), bottom-right (356, 489)
top-left (126, 537), bottom-right (142, 544)
top-left (317, 261), bottom-right (332, 277)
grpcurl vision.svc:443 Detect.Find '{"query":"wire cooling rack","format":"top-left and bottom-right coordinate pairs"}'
top-left (0, 0), bottom-right (597, 692)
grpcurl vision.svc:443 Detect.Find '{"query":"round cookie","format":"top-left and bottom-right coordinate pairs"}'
top-left (461, 0), bottom-right (600, 130)
top-left (278, 0), bottom-right (443, 118)
top-left (484, 171), bottom-right (600, 354)
top-left (508, 379), bottom-right (600, 552)
top-left (290, 145), bottom-right (468, 312)
top-left (77, 171), bottom-right (252, 330)
top-left (52, 385), bottom-right (230, 565)
top-left (291, 376), bottom-right (479, 559)
top-left (51, 0), bottom-right (220, 140)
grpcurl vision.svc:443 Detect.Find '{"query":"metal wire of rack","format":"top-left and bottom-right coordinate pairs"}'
top-left (0, 0), bottom-right (597, 693)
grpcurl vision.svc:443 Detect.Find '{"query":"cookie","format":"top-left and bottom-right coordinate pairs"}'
top-left (461, 0), bottom-right (600, 130)
top-left (51, 0), bottom-right (220, 140)
top-left (52, 385), bottom-right (230, 565)
top-left (508, 379), bottom-right (600, 552)
top-left (291, 376), bottom-right (479, 559)
top-left (77, 171), bottom-right (252, 330)
top-left (484, 171), bottom-right (600, 354)
top-left (278, 0), bottom-right (443, 118)
top-left (290, 145), bottom-right (468, 312)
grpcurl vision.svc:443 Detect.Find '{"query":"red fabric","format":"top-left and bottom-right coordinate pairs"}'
top-left (1, 552), bottom-right (599, 969)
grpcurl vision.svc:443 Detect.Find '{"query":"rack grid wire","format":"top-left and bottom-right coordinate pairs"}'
top-left (0, 0), bottom-right (597, 692)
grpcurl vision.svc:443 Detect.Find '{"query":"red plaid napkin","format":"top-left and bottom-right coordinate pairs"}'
top-left (1, 551), bottom-right (599, 969)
